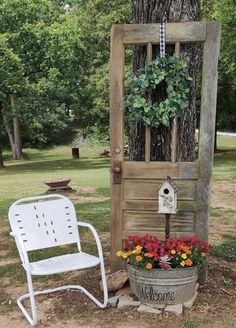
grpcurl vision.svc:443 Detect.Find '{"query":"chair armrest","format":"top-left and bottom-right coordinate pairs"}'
top-left (10, 232), bottom-right (30, 270)
top-left (77, 222), bottom-right (105, 262)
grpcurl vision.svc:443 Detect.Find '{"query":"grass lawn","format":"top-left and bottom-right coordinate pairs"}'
top-left (0, 135), bottom-right (235, 327)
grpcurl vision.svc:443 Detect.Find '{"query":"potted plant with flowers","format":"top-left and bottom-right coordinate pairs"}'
top-left (116, 235), bottom-right (211, 306)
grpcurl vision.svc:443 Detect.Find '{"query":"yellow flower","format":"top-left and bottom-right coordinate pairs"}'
top-left (121, 252), bottom-right (129, 259)
top-left (116, 251), bottom-right (122, 257)
top-left (135, 255), bottom-right (142, 262)
top-left (170, 250), bottom-right (176, 255)
top-left (181, 253), bottom-right (187, 259)
top-left (180, 260), bottom-right (185, 267)
top-left (146, 263), bottom-right (153, 270)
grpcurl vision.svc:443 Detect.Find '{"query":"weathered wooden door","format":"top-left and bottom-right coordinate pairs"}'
top-left (109, 22), bottom-right (220, 274)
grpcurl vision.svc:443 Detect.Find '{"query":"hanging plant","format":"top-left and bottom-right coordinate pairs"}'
top-left (123, 56), bottom-right (192, 127)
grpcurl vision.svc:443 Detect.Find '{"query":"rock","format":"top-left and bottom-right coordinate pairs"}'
top-left (115, 285), bottom-right (134, 297)
top-left (183, 292), bottom-right (198, 309)
top-left (137, 304), bottom-right (162, 314)
top-left (108, 295), bottom-right (119, 307)
top-left (106, 270), bottom-right (129, 291)
top-left (164, 303), bottom-right (183, 315)
top-left (117, 295), bottom-right (141, 308)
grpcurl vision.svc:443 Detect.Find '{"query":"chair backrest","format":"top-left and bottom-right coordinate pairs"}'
top-left (8, 194), bottom-right (80, 252)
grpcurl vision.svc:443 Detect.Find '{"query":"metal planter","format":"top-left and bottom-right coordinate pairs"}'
top-left (127, 264), bottom-right (199, 306)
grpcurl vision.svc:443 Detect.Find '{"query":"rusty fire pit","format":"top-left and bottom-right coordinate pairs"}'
top-left (44, 178), bottom-right (73, 192)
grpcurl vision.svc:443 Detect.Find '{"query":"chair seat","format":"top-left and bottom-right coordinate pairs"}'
top-left (25, 252), bottom-right (100, 275)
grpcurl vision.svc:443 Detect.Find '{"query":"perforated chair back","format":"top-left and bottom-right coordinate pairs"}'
top-left (8, 194), bottom-right (80, 251)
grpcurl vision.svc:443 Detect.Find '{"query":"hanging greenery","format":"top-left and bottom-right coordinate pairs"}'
top-left (123, 56), bottom-right (192, 127)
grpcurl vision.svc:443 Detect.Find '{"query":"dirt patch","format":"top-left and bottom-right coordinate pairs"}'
top-left (68, 195), bottom-right (109, 204)
top-left (0, 258), bottom-right (19, 267)
top-left (211, 181), bottom-right (236, 211)
top-left (77, 187), bottom-right (97, 194)
top-left (0, 180), bottom-right (236, 327)
top-left (1, 257), bottom-right (235, 328)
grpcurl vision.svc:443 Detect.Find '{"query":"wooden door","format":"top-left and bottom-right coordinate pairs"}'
top-left (109, 22), bottom-right (221, 273)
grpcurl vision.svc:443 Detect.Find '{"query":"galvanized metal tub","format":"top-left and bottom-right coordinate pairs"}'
top-left (127, 264), bottom-right (199, 306)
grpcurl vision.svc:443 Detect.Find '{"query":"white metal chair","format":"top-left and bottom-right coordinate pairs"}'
top-left (8, 194), bottom-right (108, 326)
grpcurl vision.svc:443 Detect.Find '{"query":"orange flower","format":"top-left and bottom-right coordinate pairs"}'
top-left (135, 255), bottom-right (142, 262)
top-left (144, 253), bottom-right (153, 258)
top-left (146, 263), bottom-right (152, 270)
top-left (185, 258), bottom-right (193, 266)
top-left (135, 248), bottom-right (142, 255)
top-left (182, 246), bottom-right (192, 255)
top-left (201, 252), bottom-right (206, 257)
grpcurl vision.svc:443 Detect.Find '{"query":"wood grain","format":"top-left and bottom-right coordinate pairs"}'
top-left (123, 179), bottom-right (197, 200)
top-left (123, 161), bottom-right (198, 179)
top-left (196, 22), bottom-right (221, 284)
top-left (122, 22), bottom-right (207, 45)
top-left (196, 22), bottom-right (221, 240)
top-left (109, 25), bottom-right (125, 272)
top-left (123, 211), bottom-right (195, 232)
top-left (123, 200), bottom-right (197, 212)
top-left (145, 42), bottom-right (152, 163)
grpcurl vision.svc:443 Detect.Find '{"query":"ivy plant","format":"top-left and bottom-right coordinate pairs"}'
top-left (123, 56), bottom-right (192, 127)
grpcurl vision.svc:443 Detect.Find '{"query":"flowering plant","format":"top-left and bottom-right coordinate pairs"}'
top-left (116, 235), bottom-right (211, 270)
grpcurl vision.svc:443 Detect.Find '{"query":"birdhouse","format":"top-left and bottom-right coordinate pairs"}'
top-left (158, 176), bottom-right (178, 214)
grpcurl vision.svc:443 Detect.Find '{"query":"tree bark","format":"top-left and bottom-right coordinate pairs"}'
top-left (130, 0), bottom-right (202, 161)
top-left (0, 147), bottom-right (4, 169)
top-left (10, 94), bottom-right (24, 160)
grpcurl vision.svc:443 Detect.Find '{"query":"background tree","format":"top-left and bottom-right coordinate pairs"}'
top-left (130, 0), bottom-right (201, 161)
top-left (74, 0), bottom-right (131, 138)
top-left (202, 0), bottom-right (236, 145)
top-left (0, 0), bottom-right (84, 158)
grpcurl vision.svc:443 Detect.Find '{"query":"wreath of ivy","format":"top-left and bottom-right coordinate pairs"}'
top-left (123, 56), bottom-right (192, 127)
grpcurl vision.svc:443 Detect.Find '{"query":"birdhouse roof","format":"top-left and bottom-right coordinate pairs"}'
top-left (158, 176), bottom-right (178, 192)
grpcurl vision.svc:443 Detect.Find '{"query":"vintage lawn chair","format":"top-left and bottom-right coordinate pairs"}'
top-left (8, 194), bottom-right (108, 326)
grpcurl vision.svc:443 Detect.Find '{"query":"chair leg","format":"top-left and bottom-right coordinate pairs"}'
top-left (99, 258), bottom-right (108, 308)
top-left (17, 271), bottom-right (37, 326)
top-left (17, 264), bottom-right (108, 326)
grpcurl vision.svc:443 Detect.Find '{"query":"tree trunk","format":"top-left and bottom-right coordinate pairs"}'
top-left (214, 113), bottom-right (217, 153)
top-left (0, 147), bottom-right (4, 169)
top-left (130, 0), bottom-right (202, 161)
top-left (10, 94), bottom-right (24, 160)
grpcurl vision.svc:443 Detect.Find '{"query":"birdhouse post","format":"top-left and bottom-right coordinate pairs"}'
top-left (158, 177), bottom-right (178, 240)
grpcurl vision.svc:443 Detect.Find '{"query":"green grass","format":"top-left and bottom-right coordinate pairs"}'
top-left (0, 142), bottom-right (110, 219)
top-left (0, 141), bottom-right (111, 295)
top-left (213, 135), bottom-right (236, 179)
top-left (0, 136), bottom-right (235, 293)
top-left (181, 319), bottom-right (198, 328)
top-left (216, 135), bottom-right (236, 150)
top-left (211, 232), bottom-right (236, 262)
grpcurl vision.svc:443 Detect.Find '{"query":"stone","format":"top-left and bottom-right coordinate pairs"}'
top-left (183, 292), bottom-right (198, 309)
top-left (115, 285), bottom-right (134, 297)
top-left (137, 304), bottom-right (162, 314)
top-left (117, 295), bottom-right (141, 309)
top-left (108, 295), bottom-right (119, 307)
top-left (106, 270), bottom-right (129, 291)
top-left (164, 303), bottom-right (183, 315)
